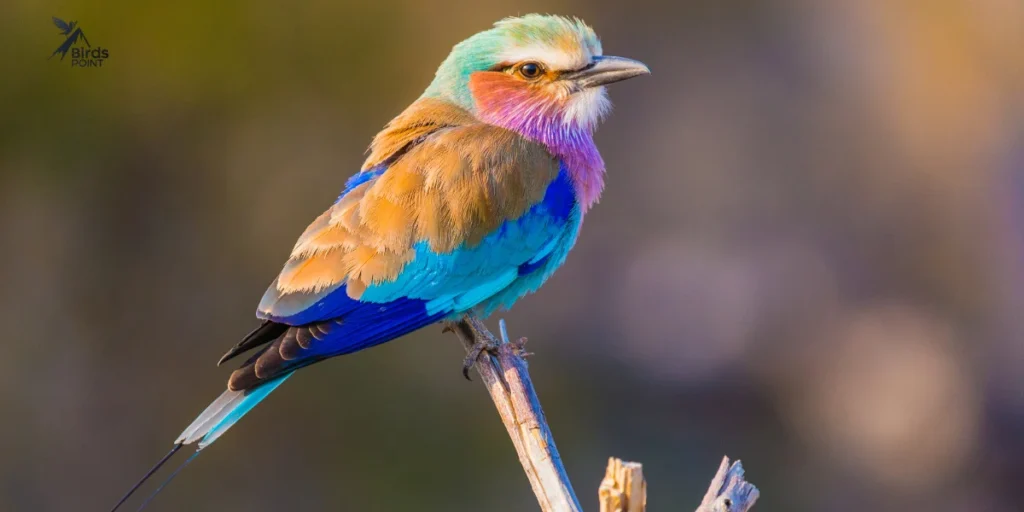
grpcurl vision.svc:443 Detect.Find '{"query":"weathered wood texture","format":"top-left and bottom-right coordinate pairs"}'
top-left (449, 315), bottom-right (759, 512)
top-left (695, 457), bottom-right (759, 512)
top-left (448, 315), bottom-right (583, 512)
top-left (599, 458), bottom-right (646, 512)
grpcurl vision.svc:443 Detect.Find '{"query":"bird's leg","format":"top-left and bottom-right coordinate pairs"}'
top-left (446, 317), bottom-right (532, 379)
top-left (461, 338), bottom-right (498, 380)
top-left (464, 318), bottom-right (501, 380)
top-left (445, 316), bottom-right (502, 380)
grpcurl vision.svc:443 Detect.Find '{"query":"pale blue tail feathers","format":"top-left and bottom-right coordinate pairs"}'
top-left (175, 372), bottom-right (294, 449)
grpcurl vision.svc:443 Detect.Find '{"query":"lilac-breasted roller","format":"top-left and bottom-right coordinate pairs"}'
top-left (111, 14), bottom-right (648, 510)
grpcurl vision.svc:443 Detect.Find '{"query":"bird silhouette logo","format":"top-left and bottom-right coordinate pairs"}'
top-left (50, 17), bottom-right (90, 60)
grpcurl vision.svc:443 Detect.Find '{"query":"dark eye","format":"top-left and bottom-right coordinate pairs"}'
top-left (517, 62), bottom-right (544, 79)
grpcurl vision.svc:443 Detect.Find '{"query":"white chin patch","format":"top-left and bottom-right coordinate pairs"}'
top-left (562, 86), bottom-right (611, 130)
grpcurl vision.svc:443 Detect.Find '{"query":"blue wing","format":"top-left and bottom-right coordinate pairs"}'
top-left (52, 17), bottom-right (71, 33)
top-left (225, 168), bottom-right (579, 390)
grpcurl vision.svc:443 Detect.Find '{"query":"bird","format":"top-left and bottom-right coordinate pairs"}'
top-left (49, 17), bottom-right (89, 60)
top-left (110, 13), bottom-right (648, 511)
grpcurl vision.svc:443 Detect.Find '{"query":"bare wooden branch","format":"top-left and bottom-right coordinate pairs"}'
top-left (448, 314), bottom-right (760, 512)
top-left (599, 458), bottom-right (646, 512)
top-left (447, 314), bottom-right (583, 512)
top-left (695, 457), bottom-right (759, 512)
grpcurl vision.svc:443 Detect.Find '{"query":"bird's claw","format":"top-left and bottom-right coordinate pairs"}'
top-left (498, 320), bottom-right (533, 358)
top-left (462, 337), bottom-right (499, 380)
top-left (513, 337), bottom-right (533, 358)
top-left (460, 319), bottom-right (534, 379)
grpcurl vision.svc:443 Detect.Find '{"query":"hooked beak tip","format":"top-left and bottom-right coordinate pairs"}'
top-left (564, 55), bottom-right (650, 89)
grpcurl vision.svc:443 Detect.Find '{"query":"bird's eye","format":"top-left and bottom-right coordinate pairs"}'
top-left (517, 62), bottom-right (544, 80)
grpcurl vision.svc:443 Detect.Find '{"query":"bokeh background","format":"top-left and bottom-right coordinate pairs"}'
top-left (2, 1), bottom-right (1023, 510)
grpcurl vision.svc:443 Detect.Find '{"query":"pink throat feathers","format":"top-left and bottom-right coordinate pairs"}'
top-left (468, 73), bottom-right (606, 210)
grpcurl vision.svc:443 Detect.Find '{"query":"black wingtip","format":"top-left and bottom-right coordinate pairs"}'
top-left (215, 350), bottom-right (233, 367)
top-left (110, 444), bottom-right (183, 512)
top-left (218, 321), bottom-right (288, 367)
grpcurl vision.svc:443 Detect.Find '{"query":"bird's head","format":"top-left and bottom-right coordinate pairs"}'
top-left (423, 15), bottom-right (649, 136)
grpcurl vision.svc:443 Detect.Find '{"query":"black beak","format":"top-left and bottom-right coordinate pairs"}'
top-left (563, 55), bottom-right (650, 89)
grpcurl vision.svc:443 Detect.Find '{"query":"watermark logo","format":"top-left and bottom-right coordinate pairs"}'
top-left (50, 17), bottom-right (109, 67)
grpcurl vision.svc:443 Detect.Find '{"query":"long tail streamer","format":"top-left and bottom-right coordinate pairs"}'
top-left (109, 372), bottom-right (293, 511)
top-left (109, 444), bottom-right (182, 512)
top-left (135, 449), bottom-right (202, 511)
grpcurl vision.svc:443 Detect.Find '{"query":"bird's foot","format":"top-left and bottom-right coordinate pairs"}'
top-left (456, 318), bottom-right (533, 379)
top-left (496, 318), bottom-right (532, 358)
top-left (509, 336), bottom-right (533, 358)
top-left (442, 320), bottom-right (496, 380)
top-left (462, 336), bottom-right (500, 380)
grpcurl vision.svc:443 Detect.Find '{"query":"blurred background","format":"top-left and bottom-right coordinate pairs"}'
top-left (1, 0), bottom-right (1022, 510)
